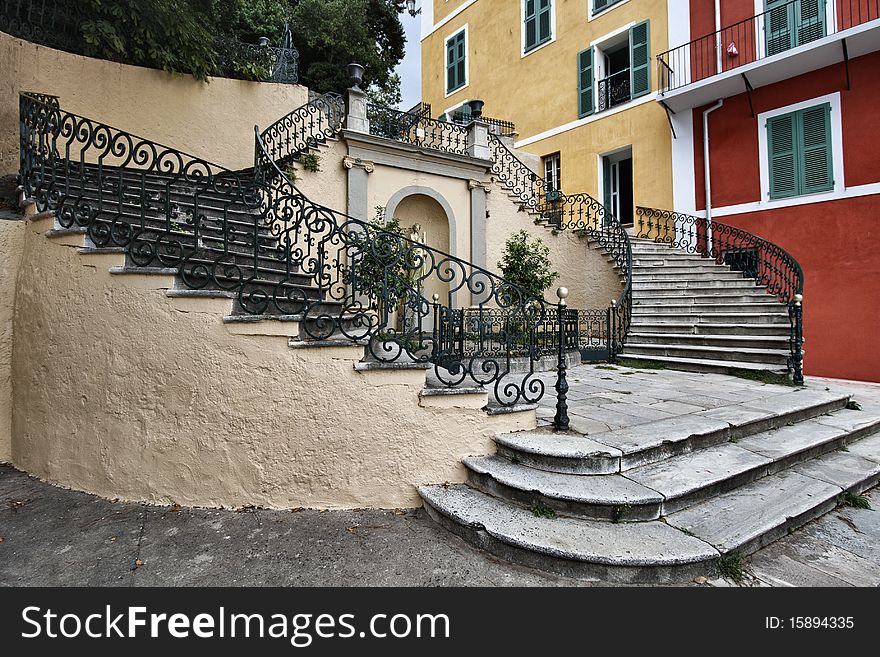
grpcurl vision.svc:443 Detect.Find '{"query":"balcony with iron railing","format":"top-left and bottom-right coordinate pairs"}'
top-left (657, 0), bottom-right (880, 111)
top-left (597, 68), bottom-right (631, 113)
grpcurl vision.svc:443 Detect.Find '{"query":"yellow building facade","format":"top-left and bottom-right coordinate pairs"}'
top-left (420, 0), bottom-right (674, 223)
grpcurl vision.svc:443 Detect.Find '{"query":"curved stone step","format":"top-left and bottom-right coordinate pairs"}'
top-left (464, 455), bottom-right (663, 521)
top-left (629, 322), bottom-right (791, 336)
top-left (419, 484), bottom-right (718, 583)
top-left (628, 332), bottom-right (789, 350)
top-left (496, 388), bottom-right (850, 473)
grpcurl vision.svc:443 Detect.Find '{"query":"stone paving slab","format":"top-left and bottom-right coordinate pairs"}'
top-left (792, 450), bottom-right (880, 491)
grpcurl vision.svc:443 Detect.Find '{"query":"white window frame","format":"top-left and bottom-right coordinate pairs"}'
top-left (543, 152), bottom-right (561, 191)
top-left (757, 91), bottom-right (844, 204)
top-left (521, 0), bottom-right (557, 58)
top-left (589, 0), bottom-right (632, 22)
top-left (444, 24), bottom-right (469, 98)
top-left (590, 21), bottom-right (636, 114)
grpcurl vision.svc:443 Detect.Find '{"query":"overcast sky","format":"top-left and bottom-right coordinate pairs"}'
top-left (395, 11), bottom-right (423, 109)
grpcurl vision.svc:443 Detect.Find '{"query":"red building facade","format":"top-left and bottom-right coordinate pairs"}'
top-left (660, 0), bottom-right (880, 381)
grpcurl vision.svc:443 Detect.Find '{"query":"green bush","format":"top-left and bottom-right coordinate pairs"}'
top-left (497, 230), bottom-right (559, 301)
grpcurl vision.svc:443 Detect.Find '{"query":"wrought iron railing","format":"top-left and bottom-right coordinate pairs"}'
top-left (20, 91), bottom-right (569, 408)
top-left (449, 110), bottom-right (516, 137)
top-left (255, 92), bottom-right (345, 180)
top-left (1, 0), bottom-right (82, 52)
top-left (597, 69), bottom-right (631, 113)
top-left (215, 25), bottom-right (300, 84)
top-left (1, 0), bottom-right (299, 84)
top-left (635, 206), bottom-right (804, 384)
top-left (657, 0), bottom-right (879, 94)
top-left (488, 133), bottom-right (633, 360)
top-left (366, 104), bottom-right (469, 155)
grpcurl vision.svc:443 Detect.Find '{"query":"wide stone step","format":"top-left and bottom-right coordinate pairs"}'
top-left (632, 302), bottom-right (786, 315)
top-left (419, 484), bottom-right (718, 583)
top-left (494, 388), bottom-right (850, 473)
top-left (463, 455), bottom-right (664, 521)
top-left (618, 354), bottom-right (790, 375)
top-left (634, 291), bottom-right (774, 303)
top-left (630, 312), bottom-right (789, 325)
top-left (633, 279), bottom-right (765, 290)
top-left (626, 409), bottom-right (880, 515)
top-left (624, 343), bottom-right (790, 366)
top-left (629, 322), bottom-right (791, 336)
top-left (665, 466), bottom-right (872, 556)
top-left (632, 265), bottom-right (741, 276)
top-left (633, 256), bottom-right (716, 267)
top-left (627, 332), bottom-right (789, 350)
top-left (632, 271), bottom-right (747, 281)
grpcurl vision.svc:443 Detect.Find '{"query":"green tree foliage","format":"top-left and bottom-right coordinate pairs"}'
top-left (350, 211), bottom-right (413, 318)
top-left (288, 0), bottom-right (406, 96)
top-left (57, 0), bottom-right (406, 91)
top-left (81, 0), bottom-right (218, 81)
top-left (497, 231), bottom-right (559, 300)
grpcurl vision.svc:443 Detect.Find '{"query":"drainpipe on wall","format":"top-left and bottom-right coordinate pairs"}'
top-left (714, 0), bottom-right (722, 74)
top-left (702, 99), bottom-right (724, 255)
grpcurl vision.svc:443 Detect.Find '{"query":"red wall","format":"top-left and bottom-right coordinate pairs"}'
top-left (705, 196), bottom-right (880, 382)
top-left (686, 49), bottom-right (880, 382)
top-left (693, 50), bottom-right (880, 209)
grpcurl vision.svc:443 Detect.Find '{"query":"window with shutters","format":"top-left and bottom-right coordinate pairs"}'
top-left (592, 0), bottom-right (627, 17)
top-left (764, 0), bottom-right (827, 57)
top-left (766, 103), bottom-right (834, 199)
top-left (523, 0), bottom-right (554, 54)
top-left (583, 20), bottom-right (650, 117)
top-left (445, 28), bottom-right (467, 95)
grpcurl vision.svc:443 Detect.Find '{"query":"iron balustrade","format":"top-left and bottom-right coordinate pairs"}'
top-left (657, 0), bottom-right (879, 94)
top-left (597, 69), bottom-right (631, 113)
top-left (215, 25), bottom-right (300, 85)
top-left (635, 206), bottom-right (805, 384)
top-left (255, 92), bottom-right (345, 181)
top-left (366, 104), bottom-right (469, 156)
top-left (20, 91), bottom-right (561, 408)
top-left (488, 133), bottom-right (634, 361)
top-left (449, 110), bottom-right (517, 137)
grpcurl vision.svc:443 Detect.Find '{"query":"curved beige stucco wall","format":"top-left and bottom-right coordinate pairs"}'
top-left (7, 210), bottom-right (533, 509)
top-left (0, 219), bottom-right (24, 463)
top-left (0, 31), bottom-right (308, 174)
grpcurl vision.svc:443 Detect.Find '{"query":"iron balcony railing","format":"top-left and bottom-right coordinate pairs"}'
top-left (366, 103), bottom-right (469, 155)
top-left (657, 0), bottom-right (880, 94)
top-left (449, 110), bottom-right (517, 137)
top-left (597, 68), bottom-right (631, 113)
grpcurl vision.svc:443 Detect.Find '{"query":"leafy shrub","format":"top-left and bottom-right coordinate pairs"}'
top-left (497, 230), bottom-right (559, 300)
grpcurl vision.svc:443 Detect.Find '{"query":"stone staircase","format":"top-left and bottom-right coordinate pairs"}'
top-left (622, 237), bottom-right (792, 375)
top-left (420, 371), bottom-right (880, 582)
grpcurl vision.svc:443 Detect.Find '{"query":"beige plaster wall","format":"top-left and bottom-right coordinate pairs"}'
top-left (284, 139), bottom-right (348, 211)
top-left (10, 213), bottom-right (533, 509)
top-left (0, 219), bottom-right (24, 462)
top-left (486, 181), bottom-right (623, 310)
top-left (1, 31), bottom-right (308, 174)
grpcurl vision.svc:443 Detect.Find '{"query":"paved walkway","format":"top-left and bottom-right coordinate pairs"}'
top-left (2, 364), bottom-right (879, 587)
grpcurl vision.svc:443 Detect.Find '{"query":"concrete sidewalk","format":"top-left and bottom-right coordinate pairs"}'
top-left (0, 465), bottom-right (877, 586)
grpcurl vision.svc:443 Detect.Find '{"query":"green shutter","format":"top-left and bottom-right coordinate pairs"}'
top-left (577, 48), bottom-right (594, 117)
top-left (799, 103), bottom-right (833, 194)
top-left (446, 30), bottom-right (466, 93)
top-left (538, 0), bottom-right (552, 42)
top-left (796, 0), bottom-right (827, 47)
top-left (768, 113), bottom-right (799, 198)
top-left (767, 103), bottom-right (834, 198)
top-left (629, 20), bottom-right (651, 99)
top-left (765, 0), bottom-right (795, 55)
top-left (524, 0), bottom-right (537, 50)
